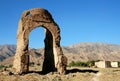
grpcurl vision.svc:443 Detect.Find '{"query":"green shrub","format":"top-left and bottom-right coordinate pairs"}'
top-left (68, 61), bottom-right (76, 67)
top-left (0, 65), bottom-right (5, 69)
top-left (87, 61), bottom-right (95, 67)
top-left (75, 61), bottom-right (87, 67)
top-left (8, 64), bottom-right (13, 68)
top-left (68, 61), bottom-right (95, 67)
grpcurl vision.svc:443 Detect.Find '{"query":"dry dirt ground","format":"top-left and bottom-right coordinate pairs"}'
top-left (0, 66), bottom-right (120, 81)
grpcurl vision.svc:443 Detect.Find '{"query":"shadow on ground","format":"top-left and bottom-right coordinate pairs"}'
top-left (66, 68), bottom-right (99, 74)
top-left (26, 71), bottom-right (49, 75)
top-left (21, 68), bottom-right (99, 75)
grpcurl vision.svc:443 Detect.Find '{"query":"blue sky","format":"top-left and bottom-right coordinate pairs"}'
top-left (0, 0), bottom-right (120, 48)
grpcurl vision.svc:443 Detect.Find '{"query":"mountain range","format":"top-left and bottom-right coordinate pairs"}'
top-left (0, 42), bottom-right (120, 65)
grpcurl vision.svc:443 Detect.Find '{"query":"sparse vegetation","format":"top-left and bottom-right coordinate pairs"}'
top-left (8, 64), bottom-right (13, 68)
top-left (0, 64), bottom-right (5, 69)
top-left (68, 61), bottom-right (95, 67)
top-left (0, 67), bottom-right (120, 81)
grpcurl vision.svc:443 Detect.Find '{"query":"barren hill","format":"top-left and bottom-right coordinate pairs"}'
top-left (0, 42), bottom-right (120, 65)
top-left (0, 44), bottom-right (16, 61)
top-left (63, 42), bottom-right (120, 62)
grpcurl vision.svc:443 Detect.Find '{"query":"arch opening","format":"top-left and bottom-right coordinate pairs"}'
top-left (29, 27), bottom-right (45, 48)
top-left (28, 26), bottom-right (56, 74)
top-left (28, 27), bottom-right (45, 72)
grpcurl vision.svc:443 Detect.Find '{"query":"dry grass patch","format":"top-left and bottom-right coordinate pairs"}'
top-left (0, 67), bottom-right (120, 81)
top-left (98, 68), bottom-right (120, 81)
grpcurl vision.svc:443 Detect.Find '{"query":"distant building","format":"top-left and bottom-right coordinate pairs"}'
top-left (111, 61), bottom-right (119, 68)
top-left (95, 61), bottom-right (119, 68)
top-left (95, 61), bottom-right (111, 68)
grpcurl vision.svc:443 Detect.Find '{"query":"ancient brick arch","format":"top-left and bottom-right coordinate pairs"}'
top-left (13, 8), bottom-right (67, 74)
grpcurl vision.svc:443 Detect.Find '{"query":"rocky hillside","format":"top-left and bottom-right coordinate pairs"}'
top-left (63, 42), bottom-right (120, 62)
top-left (0, 42), bottom-right (120, 65)
top-left (0, 44), bottom-right (16, 61)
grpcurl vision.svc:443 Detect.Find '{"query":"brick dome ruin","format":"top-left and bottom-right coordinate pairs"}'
top-left (13, 8), bottom-right (67, 74)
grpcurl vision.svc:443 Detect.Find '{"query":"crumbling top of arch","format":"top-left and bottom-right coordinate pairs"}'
top-left (17, 8), bottom-right (60, 42)
top-left (21, 8), bottom-right (54, 23)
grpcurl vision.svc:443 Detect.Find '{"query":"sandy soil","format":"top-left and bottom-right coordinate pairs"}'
top-left (0, 67), bottom-right (120, 81)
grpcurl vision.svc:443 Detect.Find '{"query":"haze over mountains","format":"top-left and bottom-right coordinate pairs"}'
top-left (0, 44), bottom-right (16, 61)
top-left (63, 42), bottom-right (120, 62)
top-left (0, 42), bottom-right (120, 65)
